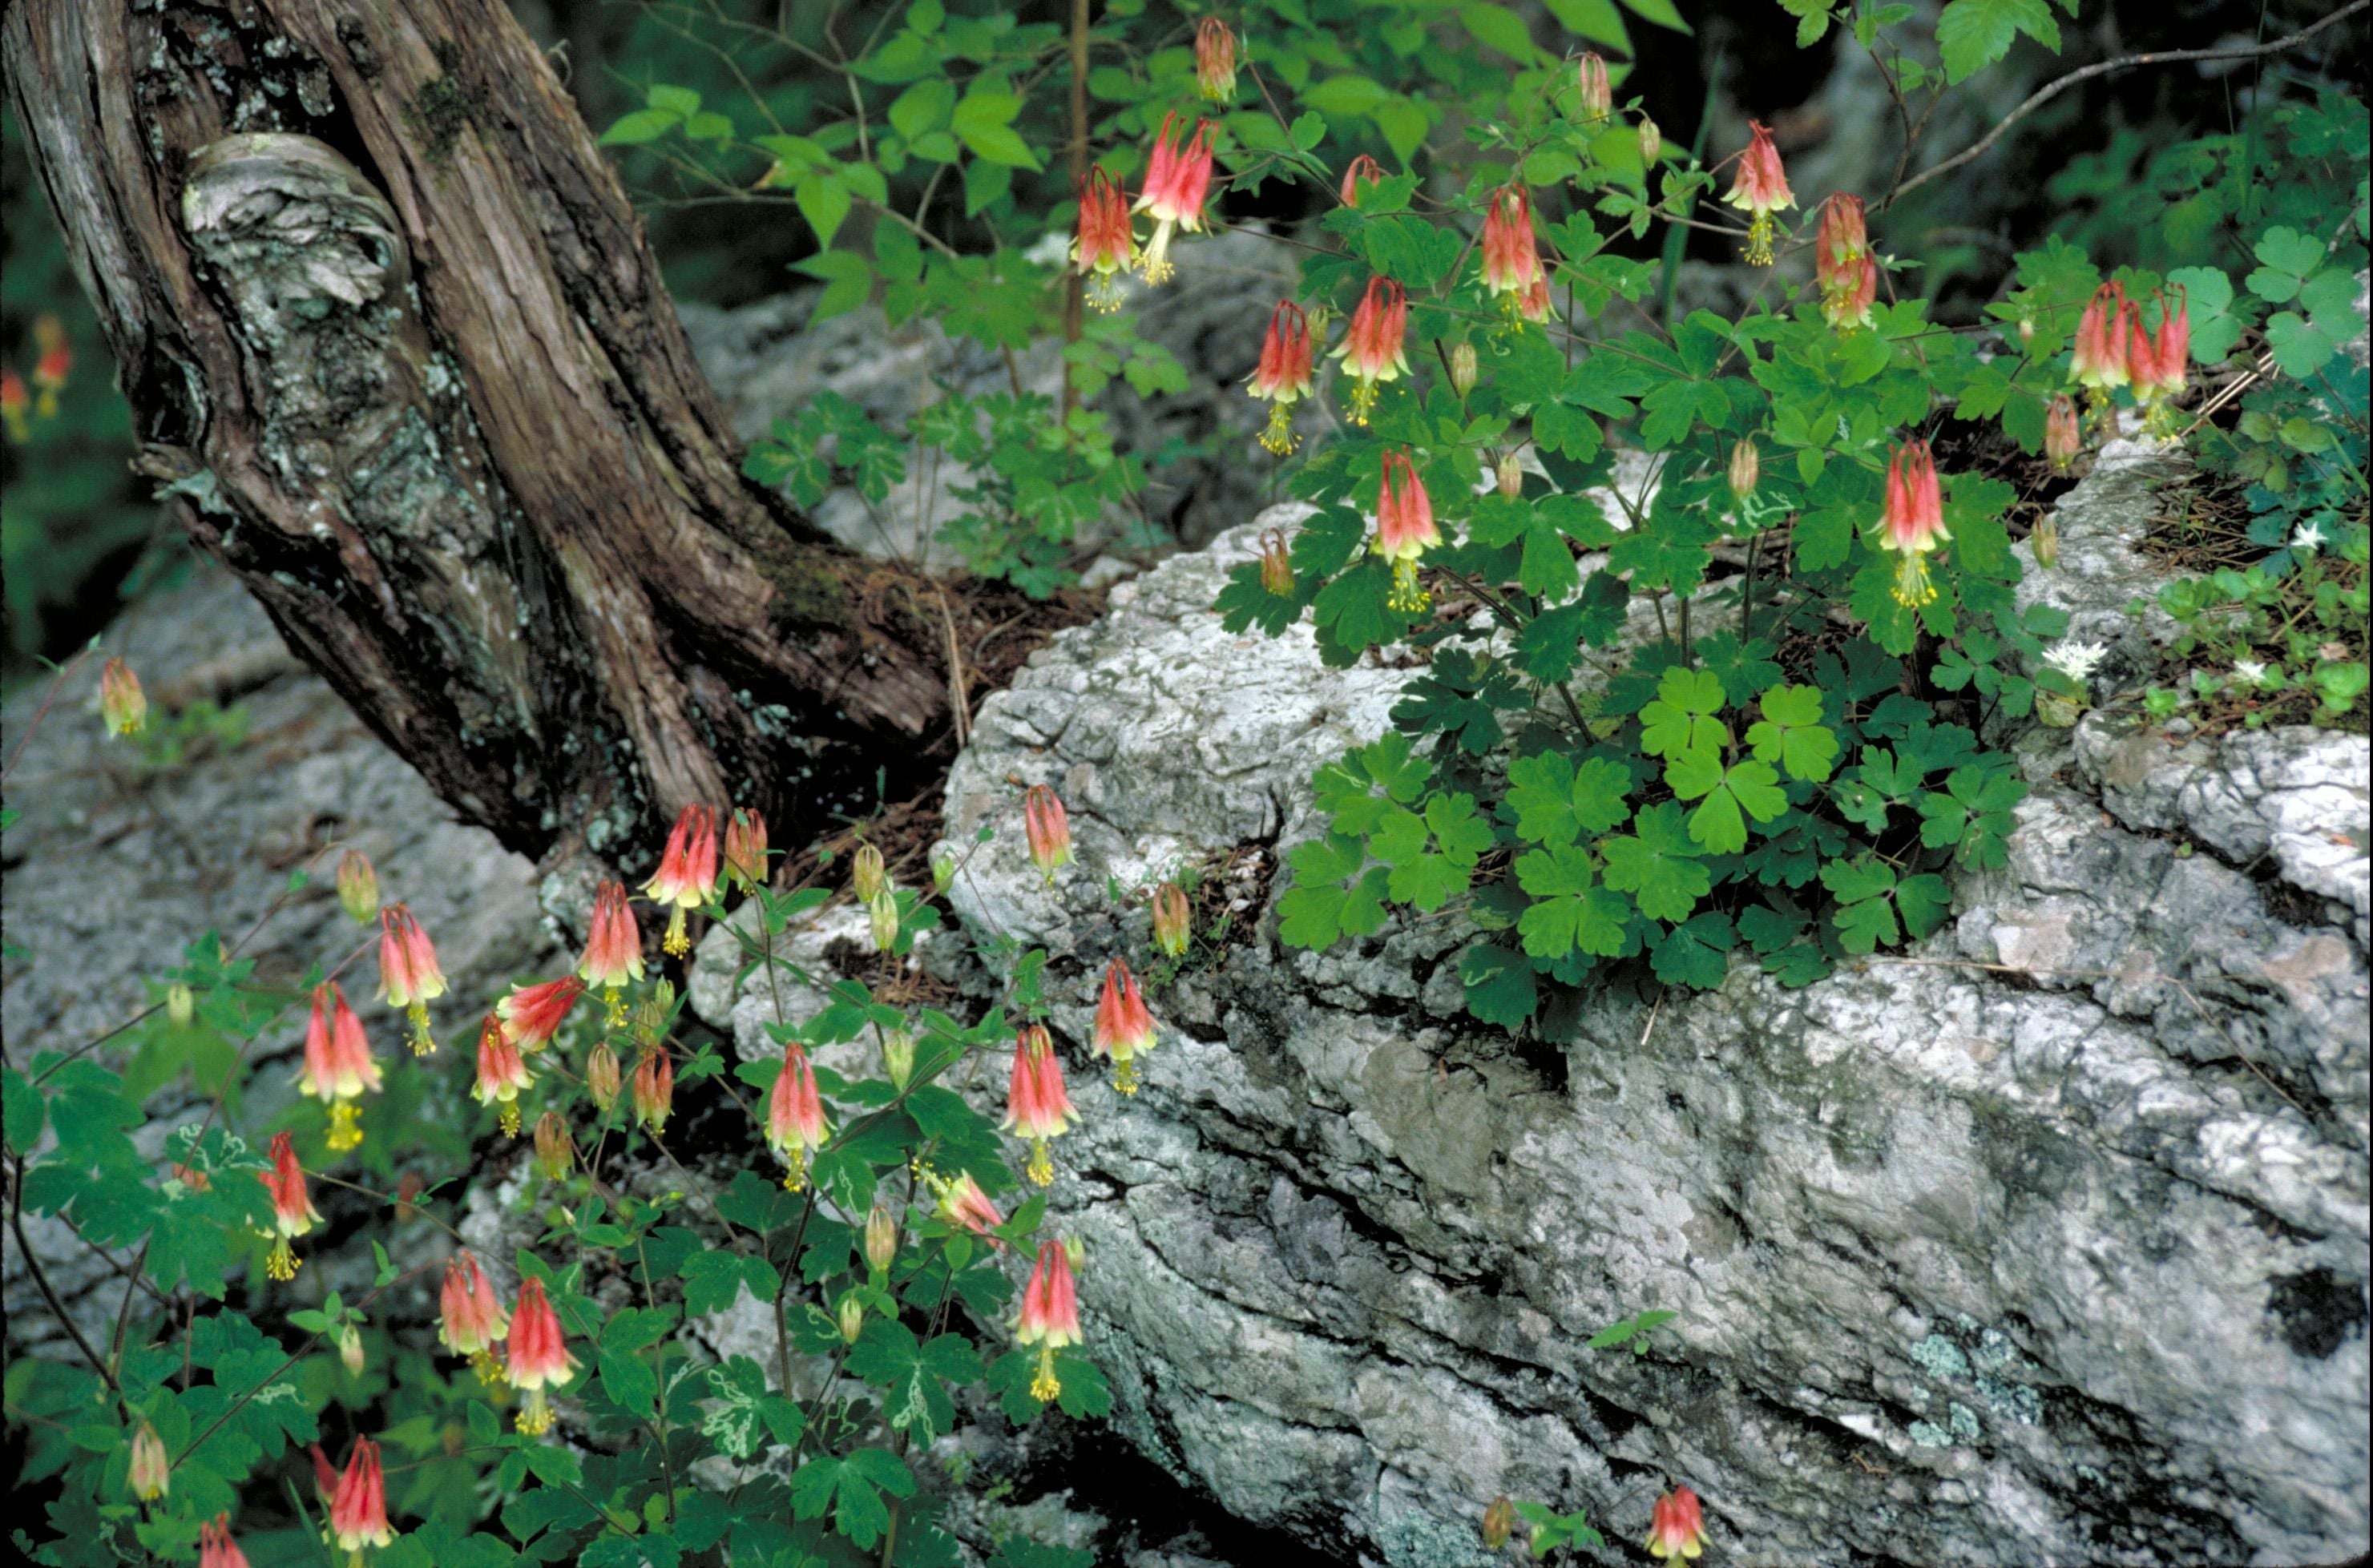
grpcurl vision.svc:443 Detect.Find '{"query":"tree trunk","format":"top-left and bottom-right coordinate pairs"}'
top-left (2, 0), bottom-right (953, 869)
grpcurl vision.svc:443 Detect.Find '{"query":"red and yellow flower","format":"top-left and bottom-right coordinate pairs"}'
top-left (644, 804), bottom-right (720, 957)
top-left (506, 1276), bottom-right (579, 1436)
top-left (1645, 1485), bottom-right (1709, 1561)
top-left (1196, 17), bottom-right (1237, 102)
top-left (766, 1046), bottom-right (830, 1191)
top-left (1373, 449), bottom-right (1439, 614)
top-left (1023, 784), bottom-right (1071, 885)
top-left (99, 656), bottom-right (147, 738)
top-left (1132, 114), bottom-right (1216, 284)
top-left (439, 1249), bottom-right (509, 1383)
top-left (1814, 193), bottom-right (1875, 331)
top-left (299, 982), bottom-right (381, 1151)
top-left (199, 1515), bottom-right (251, 1568)
top-left (2071, 281), bottom-right (2131, 397)
top-left (1072, 167), bottom-right (1138, 312)
top-left (1480, 186), bottom-right (1546, 321)
top-left (1723, 121), bottom-right (1794, 266)
top-left (471, 1012), bottom-right (534, 1136)
top-left (1330, 276), bottom-right (1410, 425)
top-left (1004, 1024), bottom-right (1077, 1187)
top-left (329, 1437), bottom-right (394, 1562)
top-left (1247, 301), bottom-right (1314, 454)
top-left (1015, 1238), bottom-right (1083, 1401)
top-left (1878, 438), bottom-right (1951, 608)
top-left (579, 881), bottom-right (644, 1017)
top-left (930, 1171), bottom-right (1007, 1246)
top-left (377, 904), bottom-right (446, 1056)
top-left (498, 975), bottom-right (584, 1054)
top-left (1091, 958), bottom-right (1157, 1094)
top-left (1338, 153), bottom-right (1384, 208)
top-left (260, 1131), bottom-right (321, 1281)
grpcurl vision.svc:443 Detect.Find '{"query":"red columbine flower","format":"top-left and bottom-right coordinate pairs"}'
top-left (1023, 784), bottom-right (1071, 885)
top-left (336, 849), bottom-right (378, 925)
top-left (1879, 439), bottom-right (1951, 608)
top-left (440, 1249), bottom-right (510, 1383)
top-left (1646, 1485), bottom-right (1709, 1560)
top-left (1480, 186), bottom-right (1544, 316)
top-left (931, 1171), bottom-right (1007, 1245)
top-left (1196, 17), bottom-right (1237, 102)
top-left (471, 1013), bottom-right (534, 1136)
top-left (1330, 276), bottom-right (1410, 425)
top-left (1072, 167), bottom-right (1139, 312)
top-left (644, 804), bottom-right (720, 957)
top-left (499, 976), bottom-right (583, 1054)
top-left (31, 314), bottom-right (70, 417)
top-left (766, 1046), bottom-right (830, 1191)
top-left (1339, 153), bottom-right (1384, 208)
top-left (1247, 301), bottom-right (1314, 454)
top-left (1723, 121), bottom-right (1794, 266)
top-left (506, 1276), bottom-right (579, 1436)
top-left (1150, 882), bottom-right (1191, 958)
top-left (199, 1515), bottom-right (251, 1568)
top-left (2045, 393), bottom-right (2082, 470)
top-left (377, 904), bottom-right (446, 1056)
top-left (578, 881), bottom-right (644, 1013)
top-left (299, 983), bottom-right (381, 1152)
top-left (1576, 52), bottom-right (1612, 121)
top-left (1132, 113), bottom-right (1216, 284)
top-left (128, 1419), bottom-right (169, 1501)
top-left (1373, 450), bottom-right (1440, 614)
top-left (329, 1437), bottom-right (393, 1557)
top-left (1815, 193), bottom-right (1875, 331)
top-left (722, 808), bottom-right (769, 892)
top-left (259, 1131), bottom-right (321, 1281)
top-left (309, 1443), bottom-right (340, 1507)
top-left (1091, 959), bottom-right (1158, 1094)
top-left (2130, 284), bottom-right (2189, 405)
top-left (99, 656), bottom-right (147, 738)
top-left (0, 368), bottom-right (26, 443)
top-left (632, 1047), bottom-right (674, 1132)
top-left (2071, 281), bottom-right (2131, 396)
top-left (1004, 1024), bottom-right (1078, 1187)
top-left (1016, 1238), bottom-right (1083, 1401)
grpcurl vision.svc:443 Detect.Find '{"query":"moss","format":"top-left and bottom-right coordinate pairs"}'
top-left (402, 41), bottom-right (481, 166)
top-left (754, 540), bottom-right (859, 635)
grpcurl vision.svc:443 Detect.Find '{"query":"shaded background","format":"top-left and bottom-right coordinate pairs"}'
top-left (3, 0), bottom-right (2360, 683)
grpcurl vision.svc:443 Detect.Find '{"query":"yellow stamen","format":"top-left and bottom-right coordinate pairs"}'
top-left (1743, 213), bottom-right (1775, 268)
top-left (470, 1349), bottom-right (505, 1386)
top-left (499, 1103), bottom-right (522, 1138)
top-left (1029, 1344), bottom-right (1062, 1402)
top-left (1387, 558), bottom-right (1431, 614)
top-left (406, 1001), bottom-right (436, 1057)
top-left (781, 1152), bottom-right (809, 1192)
top-left (1086, 271), bottom-right (1128, 312)
top-left (1112, 1057), bottom-right (1140, 1096)
top-left (1891, 553), bottom-right (1937, 608)
top-left (267, 1238), bottom-right (299, 1282)
top-left (1027, 1139), bottom-right (1055, 1188)
top-left (1347, 381), bottom-right (1378, 426)
top-left (603, 987), bottom-right (628, 1026)
top-left (663, 907), bottom-right (690, 957)
top-left (517, 1389), bottom-right (553, 1437)
top-left (326, 1100), bottom-right (364, 1152)
top-left (1257, 402), bottom-right (1298, 455)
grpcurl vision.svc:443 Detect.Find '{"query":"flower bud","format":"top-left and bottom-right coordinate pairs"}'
top-left (1728, 439), bottom-right (1758, 500)
top-left (2029, 515), bottom-right (2059, 571)
top-left (1449, 341), bottom-right (1479, 397)
top-left (865, 1204), bottom-right (899, 1275)
top-left (534, 1111), bottom-right (575, 1180)
top-left (395, 1171), bottom-right (422, 1220)
top-left (838, 1295), bottom-right (866, 1344)
top-left (2044, 393), bottom-right (2081, 474)
top-left (635, 980), bottom-right (676, 1050)
top-left (1150, 881), bottom-right (1191, 959)
top-left (2018, 316), bottom-right (2035, 346)
top-left (930, 848), bottom-right (956, 893)
top-left (336, 850), bottom-right (379, 925)
top-left (1575, 52), bottom-right (1612, 122)
top-left (1259, 530), bottom-right (1295, 598)
top-left (1483, 1494), bottom-right (1518, 1550)
top-left (851, 842), bottom-right (886, 904)
top-left (167, 982), bottom-right (195, 1027)
top-left (586, 1041), bottom-right (622, 1111)
top-left (1196, 17), bottom-right (1237, 103)
top-left (1063, 1233), bottom-right (1087, 1272)
top-left (1637, 116), bottom-right (1661, 167)
top-left (632, 1047), bottom-right (674, 1132)
top-left (867, 886), bottom-right (900, 953)
top-left (339, 1324), bottom-right (366, 1376)
top-left (1495, 452), bottom-right (1523, 500)
top-left (99, 656), bottom-right (147, 738)
top-left (128, 1420), bottom-right (170, 1500)
top-left (882, 1026), bottom-right (916, 1091)
top-left (723, 808), bottom-right (769, 890)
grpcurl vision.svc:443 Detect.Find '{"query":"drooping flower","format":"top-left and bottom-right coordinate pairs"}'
top-left (1338, 153), bottom-right (1384, 208)
top-left (31, 315), bottom-right (70, 417)
top-left (506, 1276), bottom-right (579, 1437)
top-left (439, 1250), bottom-right (509, 1382)
top-left (2044, 394), bottom-right (2081, 470)
top-left (2071, 281), bottom-right (2131, 395)
top-left (1071, 166), bottom-right (1138, 312)
top-left (0, 368), bottom-right (26, 443)
top-left (644, 804), bottom-right (720, 957)
top-left (1150, 881), bottom-right (1192, 958)
top-left (498, 975), bottom-right (583, 1055)
top-left (632, 1048), bottom-right (674, 1133)
top-left (1722, 121), bottom-right (1794, 266)
top-left (1091, 958), bottom-right (1158, 1094)
top-left (1003, 1024), bottom-right (1077, 1187)
top-left (2130, 284), bottom-right (2189, 405)
top-left (722, 808), bottom-right (769, 892)
top-left (1373, 449), bottom-right (1440, 614)
top-left (1480, 185), bottom-right (1544, 317)
top-left (533, 1110), bottom-right (575, 1180)
top-left (299, 982), bottom-right (381, 1152)
top-left (470, 1013), bottom-right (534, 1136)
top-left (1519, 273), bottom-right (1552, 324)
top-left (1258, 530), bottom-right (1296, 598)
top-left (330, 1437), bottom-right (394, 1558)
top-left (1576, 52), bottom-right (1612, 122)
top-left (851, 842), bottom-right (887, 904)
top-left (867, 886), bottom-right (900, 952)
top-left (930, 1171), bottom-right (1007, 1245)
top-left (128, 1419), bottom-right (169, 1501)
top-left (578, 881), bottom-right (644, 1014)
top-left (1023, 784), bottom-right (1071, 885)
top-left (766, 1046), bottom-right (830, 1191)
top-left (377, 905), bottom-right (446, 1056)
top-left (1645, 1485), bottom-right (1709, 1560)
top-left (336, 849), bottom-right (379, 925)
top-left (1247, 301), bottom-right (1315, 454)
top-left (1637, 115), bottom-right (1662, 167)
top-left (198, 1515), bottom-right (251, 1568)
top-left (586, 1041), bottom-right (622, 1111)
top-left (1015, 1238), bottom-right (1083, 1401)
top-left (1331, 276), bottom-right (1410, 426)
top-left (1196, 17), bottom-right (1237, 102)
top-left (1132, 113), bottom-right (1216, 284)
top-left (99, 656), bottom-right (147, 738)
top-left (260, 1131), bottom-right (321, 1281)
top-left (1815, 193), bottom-right (1875, 331)
top-left (1878, 439), bottom-right (1951, 608)
top-left (309, 1443), bottom-right (340, 1507)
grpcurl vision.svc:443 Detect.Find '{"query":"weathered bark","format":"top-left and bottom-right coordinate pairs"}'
top-left (2, 0), bottom-right (950, 866)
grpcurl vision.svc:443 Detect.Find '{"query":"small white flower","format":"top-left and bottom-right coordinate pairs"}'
top-left (2233, 659), bottom-right (2270, 687)
top-left (2043, 639), bottom-right (2109, 683)
top-left (2292, 520), bottom-right (2328, 555)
